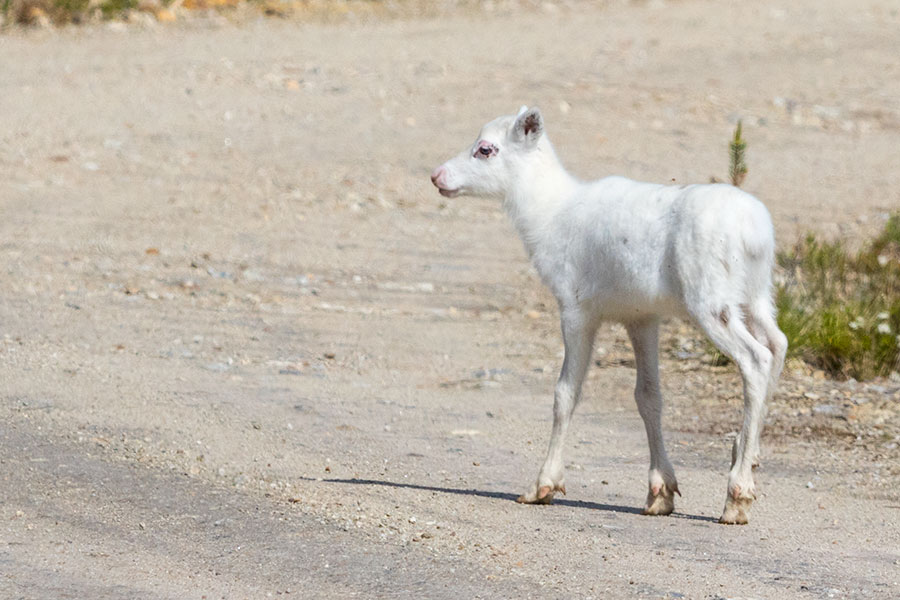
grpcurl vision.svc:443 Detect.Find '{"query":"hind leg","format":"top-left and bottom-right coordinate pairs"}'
top-left (742, 302), bottom-right (788, 469)
top-left (692, 305), bottom-right (773, 524)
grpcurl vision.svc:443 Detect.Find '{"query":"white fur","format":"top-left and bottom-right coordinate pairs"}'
top-left (431, 107), bottom-right (788, 524)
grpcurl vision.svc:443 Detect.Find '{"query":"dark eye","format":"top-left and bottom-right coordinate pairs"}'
top-left (475, 142), bottom-right (497, 159)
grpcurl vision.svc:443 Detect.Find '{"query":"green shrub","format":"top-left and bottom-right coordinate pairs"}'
top-left (776, 214), bottom-right (900, 380)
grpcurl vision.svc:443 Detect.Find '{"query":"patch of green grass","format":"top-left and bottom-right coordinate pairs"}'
top-left (54, 0), bottom-right (90, 20)
top-left (99, 0), bottom-right (135, 18)
top-left (776, 214), bottom-right (900, 380)
top-left (55, 0), bottom-right (89, 13)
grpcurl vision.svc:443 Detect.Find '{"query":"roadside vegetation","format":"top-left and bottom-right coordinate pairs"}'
top-left (1, 0), bottom-right (474, 26)
top-left (2, 0), bottom-right (145, 24)
top-left (777, 216), bottom-right (900, 380)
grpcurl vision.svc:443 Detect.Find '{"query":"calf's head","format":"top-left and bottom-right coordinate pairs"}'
top-left (431, 106), bottom-right (544, 199)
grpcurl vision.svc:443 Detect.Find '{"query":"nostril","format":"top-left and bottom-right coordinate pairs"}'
top-left (431, 166), bottom-right (446, 186)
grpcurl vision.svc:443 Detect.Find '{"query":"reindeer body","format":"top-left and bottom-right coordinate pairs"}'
top-left (431, 107), bottom-right (787, 524)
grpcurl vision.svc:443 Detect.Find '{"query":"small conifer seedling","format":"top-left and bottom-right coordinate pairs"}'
top-left (730, 120), bottom-right (748, 187)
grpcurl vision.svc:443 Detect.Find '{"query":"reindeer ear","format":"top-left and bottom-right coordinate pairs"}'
top-left (512, 107), bottom-right (543, 145)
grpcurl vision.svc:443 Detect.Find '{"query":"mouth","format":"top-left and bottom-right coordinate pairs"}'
top-left (438, 187), bottom-right (460, 198)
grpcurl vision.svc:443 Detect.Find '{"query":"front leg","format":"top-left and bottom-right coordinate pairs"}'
top-left (627, 319), bottom-right (679, 516)
top-left (517, 310), bottom-right (597, 504)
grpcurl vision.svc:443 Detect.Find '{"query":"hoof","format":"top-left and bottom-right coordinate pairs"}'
top-left (719, 489), bottom-right (754, 524)
top-left (642, 482), bottom-right (679, 516)
top-left (516, 483), bottom-right (566, 504)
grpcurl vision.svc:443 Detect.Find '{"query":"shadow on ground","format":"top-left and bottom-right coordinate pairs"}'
top-left (303, 477), bottom-right (718, 523)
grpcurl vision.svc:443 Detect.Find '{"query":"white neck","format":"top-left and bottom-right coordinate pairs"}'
top-left (502, 140), bottom-right (580, 255)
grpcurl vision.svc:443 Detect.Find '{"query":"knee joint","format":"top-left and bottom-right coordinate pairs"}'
top-left (554, 381), bottom-right (575, 405)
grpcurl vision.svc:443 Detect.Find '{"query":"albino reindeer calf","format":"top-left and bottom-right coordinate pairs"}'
top-left (431, 107), bottom-right (787, 524)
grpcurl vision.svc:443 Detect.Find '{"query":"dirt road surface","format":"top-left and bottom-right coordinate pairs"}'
top-left (1, 1), bottom-right (899, 598)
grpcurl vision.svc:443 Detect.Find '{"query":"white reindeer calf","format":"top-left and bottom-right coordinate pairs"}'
top-left (431, 107), bottom-right (787, 524)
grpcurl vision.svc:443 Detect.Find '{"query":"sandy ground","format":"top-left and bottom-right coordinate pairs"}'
top-left (1, 1), bottom-right (899, 598)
